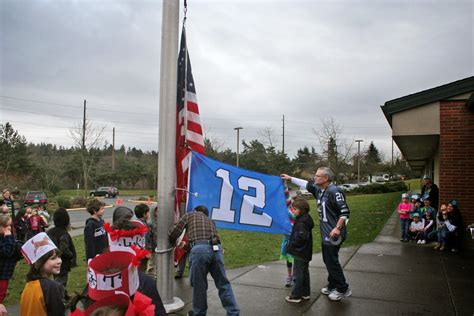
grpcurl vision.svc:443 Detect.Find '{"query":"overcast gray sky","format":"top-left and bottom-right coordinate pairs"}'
top-left (1, 0), bottom-right (473, 159)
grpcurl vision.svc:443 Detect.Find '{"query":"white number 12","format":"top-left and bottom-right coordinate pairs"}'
top-left (212, 168), bottom-right (272, 227)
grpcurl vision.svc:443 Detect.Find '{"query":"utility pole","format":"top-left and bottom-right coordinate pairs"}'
top-left (82, 100), bottom-right (87, 193)
top-left (355, 139), bottom-right (363, 184)
top-left (112, 127), bottom-right (115, 172)
top-left (234, 127), bottom-right (243, 167)
top-left (282, 115), bottom-right (285, 154)
top-left (156, 0), bottom-right (183, 312)
top-left (82, 100), bottom-right (86, 152)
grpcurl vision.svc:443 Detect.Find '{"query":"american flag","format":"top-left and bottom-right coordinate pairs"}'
top-left (176, 26), bottom-right (205, 220)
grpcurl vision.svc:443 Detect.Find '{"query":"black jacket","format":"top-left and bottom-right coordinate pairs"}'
top-left (84, 217), bottom-right (108, 260)
top-left (138, 270), bottom-right (167, 316)
top-left (287, 213), bottom-right (314, 262)
top-left (421, 184), bottom-right (439, 210)
top-left (47, 227), bottom-right (77, 273)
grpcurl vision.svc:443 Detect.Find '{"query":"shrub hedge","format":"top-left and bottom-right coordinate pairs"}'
top-left (348, 181), bottom-right (408, 195)
top-left (55, 195), bottom-right (71, 209)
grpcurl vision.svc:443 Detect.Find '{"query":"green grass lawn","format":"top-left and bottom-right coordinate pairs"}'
top-left (405, 178), bottom-right (421, 193)
top-left (5, 190), bottom-right (401, 306)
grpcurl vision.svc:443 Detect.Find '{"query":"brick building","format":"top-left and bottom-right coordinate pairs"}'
top-left (381, 76), bottom-right (474, 225)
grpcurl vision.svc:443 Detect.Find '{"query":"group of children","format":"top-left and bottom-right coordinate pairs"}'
top-left (14, 205), bottom-right (50, 242)
top-left (0, 193), bottom-right (165, 316)
top-left (397, 193), bottom-right (465, 251)
top-left (397, 193), bottom-right (436, 243)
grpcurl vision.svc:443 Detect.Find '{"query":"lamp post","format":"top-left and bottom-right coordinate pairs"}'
top-left (355, 139), bottom-right (363, 184)
top-left (234, 127), bottom-right (243, 167)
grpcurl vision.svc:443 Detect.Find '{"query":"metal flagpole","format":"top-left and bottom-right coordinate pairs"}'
top-left (156, 0), bottom-right (184, 312)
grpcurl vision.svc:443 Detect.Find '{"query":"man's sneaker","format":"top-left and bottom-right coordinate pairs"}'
top-left (433, 243), bottom-right (441, 250)
top-left (328, 288), bottom-right (352, 301)
top-left (285, 275), bottom-right (293, 287)
top-left (439, 244), bottom-right (445, 251)
top-left (302, 295), bottom-right (310, 300)
top-left (321, 287), bottom-right (333, 295)
top-left (420, 240), bottom-right (426, 245)
top-left (285, 295), bottom-right (301, 303)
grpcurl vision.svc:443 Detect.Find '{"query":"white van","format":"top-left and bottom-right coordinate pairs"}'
top-left (375, 174), bottom-right (390, 182)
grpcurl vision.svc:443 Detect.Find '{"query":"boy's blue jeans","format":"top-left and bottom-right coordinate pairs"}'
top-left (189, 243), bottom-right (240, 316)
top-left (292, 256), bottom-right (310, 298)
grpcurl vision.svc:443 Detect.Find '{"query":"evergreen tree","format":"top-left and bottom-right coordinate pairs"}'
top-left (0, 122), bottom-right (31, 183)
top-left (364, 141), bottom-right (382, 182)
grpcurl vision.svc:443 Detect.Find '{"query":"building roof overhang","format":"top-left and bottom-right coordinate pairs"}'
top-left (381, 76), bottom-right (474, 127)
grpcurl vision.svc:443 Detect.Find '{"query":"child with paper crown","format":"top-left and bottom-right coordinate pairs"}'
top-left (20, 232), bottom-right (65, 316)
top-left (70, 250), bottom-right (155, 316)
top-left (70, 206), bottom-right (165, 316)
top-left (105, 207), bottom-right (166, 315)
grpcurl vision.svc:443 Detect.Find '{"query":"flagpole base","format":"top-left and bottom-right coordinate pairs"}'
top-left (164, 297), bottom-right (185, 313)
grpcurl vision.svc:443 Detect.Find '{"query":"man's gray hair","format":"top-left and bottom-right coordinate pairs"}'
top-left (318, 167), bottom-right (334, 181)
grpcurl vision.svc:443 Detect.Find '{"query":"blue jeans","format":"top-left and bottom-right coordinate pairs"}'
top-left (437, 226), bottom-right (450, 243)
top-left (400, 218), bottom-right (410, 240)
top-left (189, 244), bottom-right (240, 316)
top-left (292, 257), bottom-right (310, 297)
top-left (322, 243), bottom-right (348, 292)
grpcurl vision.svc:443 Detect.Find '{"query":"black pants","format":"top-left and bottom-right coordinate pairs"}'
top-left (292, 257), bottom-right (310, 298)
top-left (322, 243), bottom-right (348, 292)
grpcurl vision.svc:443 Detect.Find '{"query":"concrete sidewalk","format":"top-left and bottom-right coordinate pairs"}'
top-left (169, 211), bottom-right (474, 315)
top-left (9, 211), bottom-right (473, 315)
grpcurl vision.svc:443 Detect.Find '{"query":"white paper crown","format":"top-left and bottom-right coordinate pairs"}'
top-left (106, 220), bottom-right (147, 254)
top-left (87, 251), bottom-right (139, 301)
top-left (21, 232), bottom-right (57, 264)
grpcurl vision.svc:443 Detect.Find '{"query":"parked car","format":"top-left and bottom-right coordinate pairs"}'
top-left (338, 183), bottom-right (359, 192)
top-left (23, 191), bottom-right (48, 206)
top-left (375, 174), bottom-right (390, 182)
top-left (90, 186), bottom-right (119, 198)
top-left (295, 189), bottom-right (313, 197)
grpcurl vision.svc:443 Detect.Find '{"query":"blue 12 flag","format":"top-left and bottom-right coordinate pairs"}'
top-left (187, 151), bottom-right (292, 235)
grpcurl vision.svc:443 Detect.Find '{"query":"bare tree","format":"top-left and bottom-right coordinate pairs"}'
top-left (69, 120), bottom-right (107, 194)
top-left (258, 127), bottom-right (277, 148)
top-left (313, 117), bottom-right (354, 183)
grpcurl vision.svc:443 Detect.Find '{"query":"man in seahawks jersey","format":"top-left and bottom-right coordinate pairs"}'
top-left (281, 167), bottom-right (351, 301)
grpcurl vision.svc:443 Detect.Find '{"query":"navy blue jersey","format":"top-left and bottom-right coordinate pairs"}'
top-left (306, 182), bottom-right (350, 245)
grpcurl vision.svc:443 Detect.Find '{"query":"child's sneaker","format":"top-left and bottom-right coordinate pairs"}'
top-left (433, 243), bottom-right (441, 250)
top-left (285, 295), bottom-right (301, 303)
top-left (328, 288), bottom-right (352, 301)
top-left (420, 240), bottom-right (426, 244)
top-left (417, 240), bottom-right (422, 244)
top-left (285, 275), bottom-right (293, 287)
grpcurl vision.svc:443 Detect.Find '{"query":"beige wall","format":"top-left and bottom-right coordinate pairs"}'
top-left (392, 102), bottom-right (440, 136)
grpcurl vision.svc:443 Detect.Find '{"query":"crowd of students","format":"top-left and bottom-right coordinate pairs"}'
top-left (397, 193), bottom-right (465, 252)
top-left (0, 188), bottom-right (166, 316)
